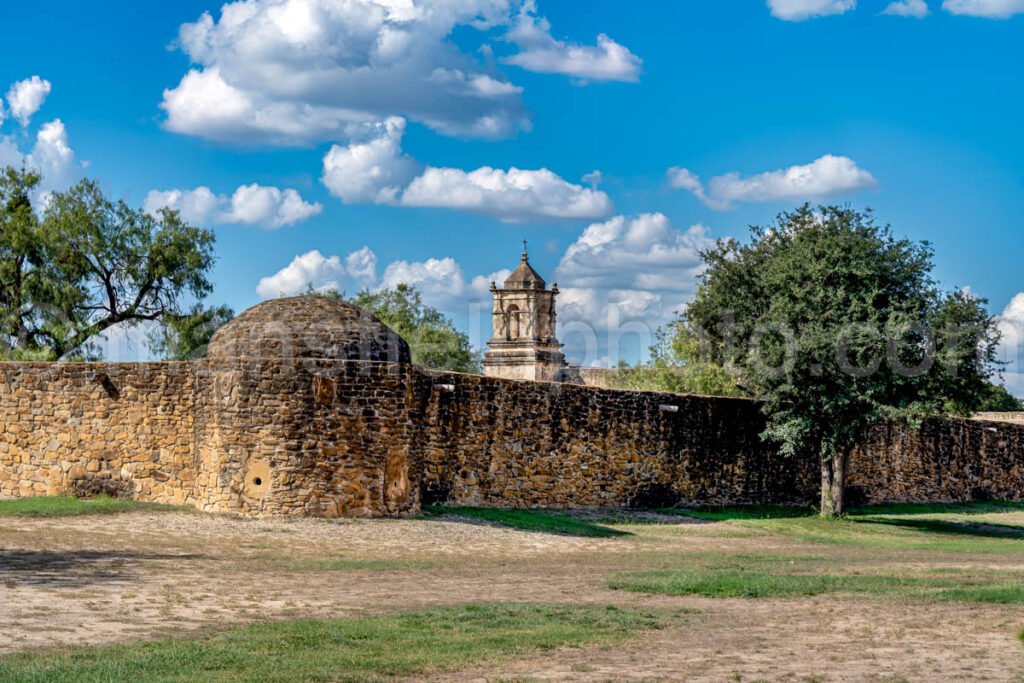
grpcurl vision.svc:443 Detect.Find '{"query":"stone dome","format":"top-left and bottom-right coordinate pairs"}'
top-left (207, 296), bottom-right (412, 363)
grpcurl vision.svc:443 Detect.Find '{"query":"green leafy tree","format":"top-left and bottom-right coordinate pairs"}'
top-left (684, 205), bottom-right (1001, 517)
top-left (347, 284), bottom-right (481, 373)
top-left (0, 168), bottom-right (51, 358)
top-left (976, 383), bottom-right (1024, 412)
top-left (148, 304), bottom-right (234, 360)
top-left (0, 169), bottom-right (218, 359)
top-left (610, 321), bottom-right (744, 397)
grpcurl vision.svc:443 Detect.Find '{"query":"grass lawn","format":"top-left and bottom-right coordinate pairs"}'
top-left (0, 604), bottom-right (665, 683)
top-left (426, 506), bottom-right (630, 538)
top-left (0, 495), bottom-right (182, 518)
top-left (664, 501), bottom-right (1024, 553)
top-left (613, 501), bottom-right (1024, 602)
top-left (609, 568), bottom-right (1024, 602)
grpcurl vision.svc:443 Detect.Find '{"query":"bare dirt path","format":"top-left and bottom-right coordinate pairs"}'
top-left (1, 510), bottom-right (1023, 681)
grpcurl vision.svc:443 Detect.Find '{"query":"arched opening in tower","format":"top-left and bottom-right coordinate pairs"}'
top-left (506, 305), bottom-right (521, 340)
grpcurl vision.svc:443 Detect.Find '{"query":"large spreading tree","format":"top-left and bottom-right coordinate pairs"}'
top-left (0, 167), bottom-right (217, 359)
top-left (683, 204), bottom-right (1002, 517)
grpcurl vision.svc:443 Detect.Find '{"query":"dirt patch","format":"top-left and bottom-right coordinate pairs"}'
top-left (2, 510), bottom-right (1023, 681)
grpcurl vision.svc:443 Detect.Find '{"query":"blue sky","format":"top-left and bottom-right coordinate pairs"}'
top-left (0, 0), bottom-right (1022, 390)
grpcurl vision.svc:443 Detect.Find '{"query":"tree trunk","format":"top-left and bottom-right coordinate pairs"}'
top-left (820, 449), bottom-right (848, 518)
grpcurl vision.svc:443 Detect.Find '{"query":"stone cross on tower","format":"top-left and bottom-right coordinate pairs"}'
top-left (482, 243), bottom-right (568, 382)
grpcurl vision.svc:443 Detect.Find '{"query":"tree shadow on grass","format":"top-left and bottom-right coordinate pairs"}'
top-left (424, 507), bottom-right (632, 538)
top-left (853, 517), bottom-right (1024, 540)
top-left (0, 549), bottom-right (206, 588)
top-left (849, 501), bottom-right (1024, 517)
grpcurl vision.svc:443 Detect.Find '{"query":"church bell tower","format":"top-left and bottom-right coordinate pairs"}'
top-left (483, 242), bottom-right (568, 382)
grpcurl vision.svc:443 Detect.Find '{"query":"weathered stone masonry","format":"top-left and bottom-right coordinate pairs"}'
top-left (1, 296), bottom-right (1022, 516)
top-left (0, 362), bottom-right (196, 503)
top-left (413, 371), bottom-right (817, 508)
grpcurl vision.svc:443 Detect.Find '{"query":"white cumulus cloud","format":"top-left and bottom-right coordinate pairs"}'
top-left (996, 293), bottom-right (1024, 398)
top-left (24, 119), bottom-right (82, 199)
top-left (161, 0), bottom-right (525, 145)
top-left (401, 166), bottom-right (612, 222)
top-left (0, 136), bottom-right (21, 167)
top-left (345, 246), bottom-right (378, 286)
top-left (144, 183), bottom-right (321, 228)
top-left (160, 0), bottom-right (640, 146)
top-left (380, 257), bottom-right (467, 303)
top-left (555, 213), bottom-right (714, 332)
top-left (143, 187), bottom-right (222, 225)
top-left (6, 76), bottom-right (52, 126)
top-left (322, 116), bottom-right (612, 222)
top-left (321, 118), bottom-right (421, 204)
top-left (768, 0), bottom-right (857, 20)
top-left (0, 83), bottom-right (84, 201)
top-left (223, 184), bottom-right (323, 227)
top-left (942, 0), bottom-right (1024, 16)
top-left (256, 250), bottom-right (346, 298)
top-left (257, 246), bottom-right (484, 311)
top-left (0, 82), bottom-right (84, 200)
top-left (668, 154), bottom-right (877, 210)
top-left (883, 0), bottom-right (931, 16)
top-left (502, 1), bottom-right (641, 82)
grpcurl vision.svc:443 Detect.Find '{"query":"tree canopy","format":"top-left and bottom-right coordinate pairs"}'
top-left (0, 167), bottom-right (216, 360)
top-left (976, 382), bottom-right (1024, 412)
top-left (347, 284), bottom-right (481, 373)
top-left (608, 321), bottom-right (744, 397)
top-left (682, 204), bottom-right (1002, 516)
top-left (147, 304), bottom-right (235, 361)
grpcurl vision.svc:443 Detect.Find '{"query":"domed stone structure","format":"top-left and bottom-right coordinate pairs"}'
top-left (207, 295), bottom-right (411, 363)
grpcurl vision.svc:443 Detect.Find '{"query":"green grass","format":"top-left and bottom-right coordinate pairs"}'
top-left (0, 604), bottom-right (665, 683)
top-left (611, 501), bottom-right (1024, 602)
top-left (0, 495), bottom-right (182, 518)
top-left (859, 516), bottom-right (1024, 539)
top-left (670, 504), bottom-right (817, 521)
top-left (426, 506), bottom-right (630, 538)
top-left (611, 569), bottom-right (845, 598)
top-left (670, 501), bottom-right (1024, 554)
top-left (672, 501), bottom-right (1024, 522)
top-left (609, 569), bottom-right (1024, 603)
top-left (849, 501), bottom-right (1024, 516)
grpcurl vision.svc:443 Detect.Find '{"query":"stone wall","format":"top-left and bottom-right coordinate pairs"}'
top-left (0, 362), bottom-right (196, 504)
top-left (1, 357), bottom-right (1022, 516)
top-left (192, 359), bottom-right (417, 517)
top-left (411, 372), bottom-right (1024, 509)
top-left (849, 418), bottom-right (1024, 504)
top-left (972, 412), bottom-right (1024, 424)
top-left (0, 359), bottom-right (419, 517)
top-left (412, 371), bottom-right (818, 508)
